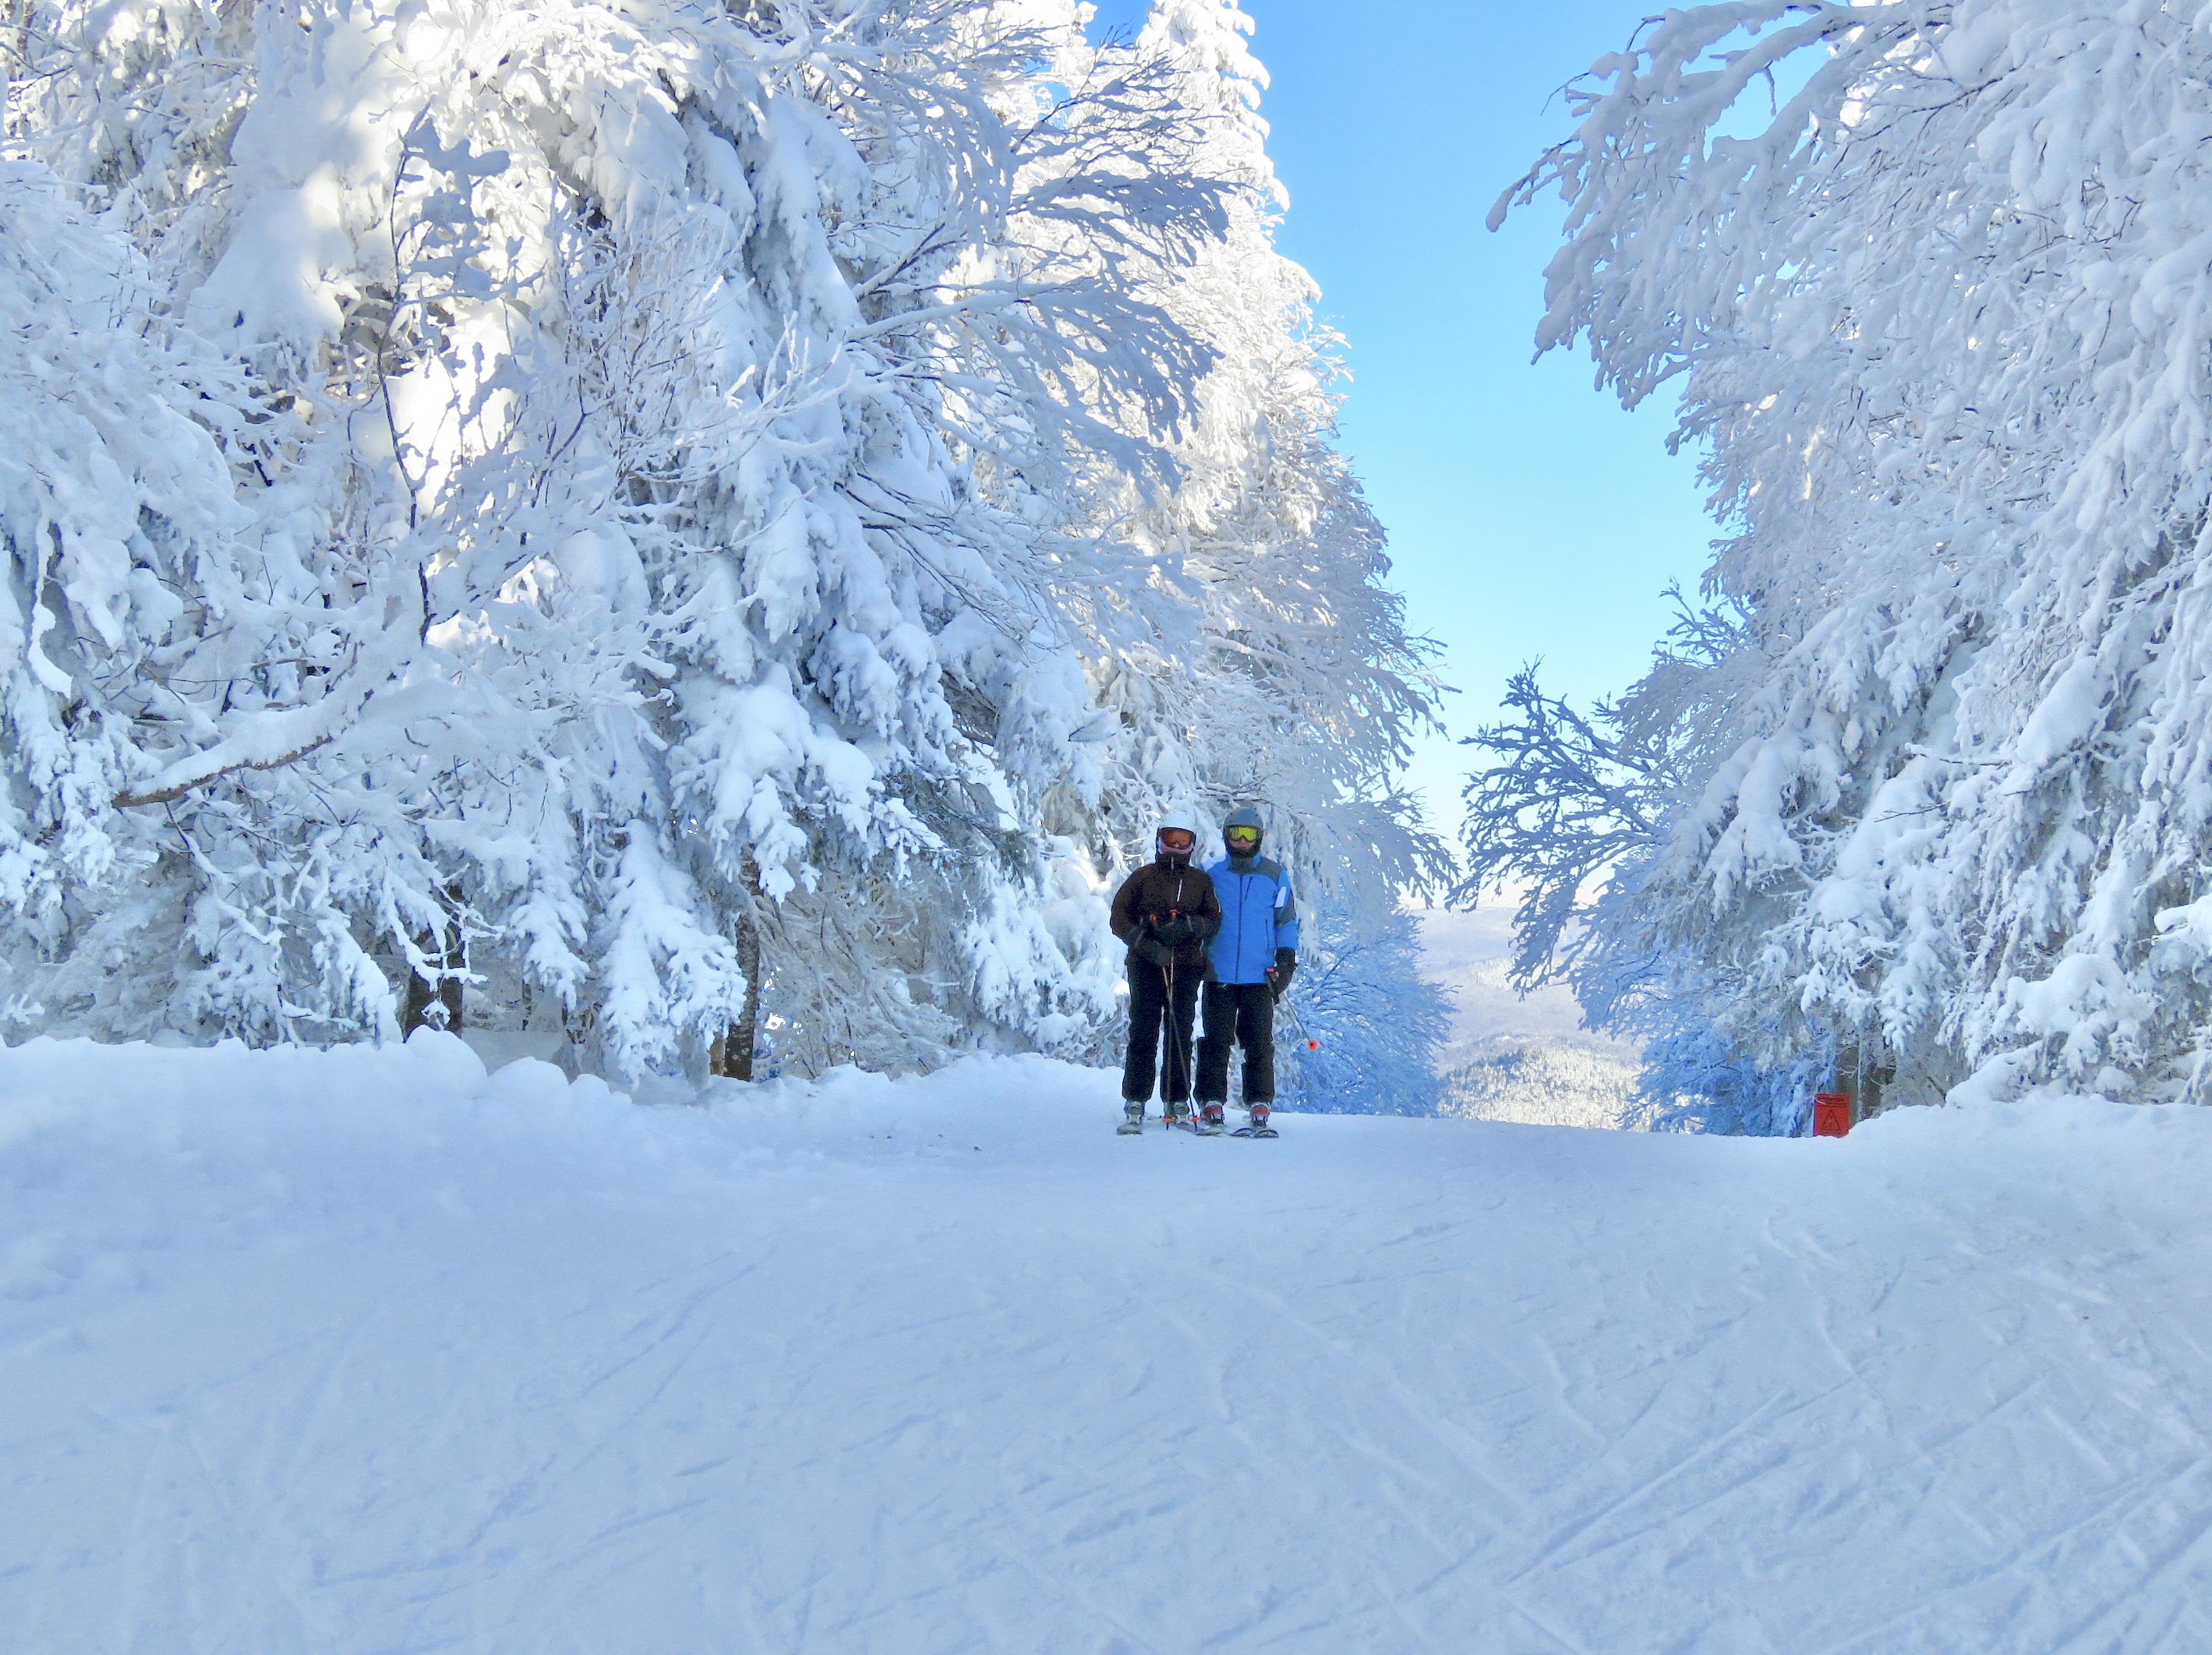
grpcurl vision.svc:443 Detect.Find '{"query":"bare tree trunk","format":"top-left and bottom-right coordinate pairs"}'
top-left (402, 887), bottom-right (465, 1036)
top-left (715, 854), bottom-right (765, 1080)
top-left (1833, 1029), bottom-right (1890, 1125)
top-left (3, 3), bottom-right (27, 146)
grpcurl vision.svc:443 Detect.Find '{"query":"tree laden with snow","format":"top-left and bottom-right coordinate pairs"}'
top-left (2, 0), bottom-right (1440, 1090)
top-left (1455, 602), bottom-right (1819, 1131)
top-left (1479, 0), bottom-right (2212, 1117)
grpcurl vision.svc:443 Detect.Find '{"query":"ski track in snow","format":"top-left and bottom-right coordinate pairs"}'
top-left (4, 1038), bottom-right (2212, 1652)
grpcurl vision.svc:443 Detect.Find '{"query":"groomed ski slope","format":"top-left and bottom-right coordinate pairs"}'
top-left (5, 1038), bottom-right (2211, 1653)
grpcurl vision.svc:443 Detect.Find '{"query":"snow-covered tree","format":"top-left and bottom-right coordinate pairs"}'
top-left (4, 0), bottom-right (1443, 1089)
top-left (1483, 0), bottom-right (2212, 1114)
top-left (0, 157), bottom-right (335, 1036)
top-left (1272, 905), bottom-right (1451, 1116)
top-left (0, 0), bottom-right (1223, 1070)
top-left (1455, 602), bottom-right (1814, 1131)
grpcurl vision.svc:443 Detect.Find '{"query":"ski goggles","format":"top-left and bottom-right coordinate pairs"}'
top-left (1156, 828), bottom-right (1196, 852)
top-left (1224, 825), bottom-right (1260, 848)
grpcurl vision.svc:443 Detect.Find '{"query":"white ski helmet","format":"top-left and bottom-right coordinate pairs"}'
top-left (1154, 807), bottom-right (1203, 862)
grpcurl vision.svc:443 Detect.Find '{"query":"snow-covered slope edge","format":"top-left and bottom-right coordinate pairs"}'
top-left (7, 1038), bottom-right (2212, 1651)
top-left (0, 1036), bottom-right (1112, 1300)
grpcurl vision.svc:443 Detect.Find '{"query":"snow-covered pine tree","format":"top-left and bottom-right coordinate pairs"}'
top-left (1482, 0), bottom-right (2212, 1113)
top-left (5, 0), bottom-right (1443, 1090)
top-left (0, 157), bottom-right (320, 1036)
top-left (1270, 907), bottom-right (1451, 1116)
top-left (0, 0), bottom-right (1227, 1070)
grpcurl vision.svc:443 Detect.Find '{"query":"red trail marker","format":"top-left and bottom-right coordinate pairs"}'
top-left (1812, 1092), bottom-right (1850, 1137)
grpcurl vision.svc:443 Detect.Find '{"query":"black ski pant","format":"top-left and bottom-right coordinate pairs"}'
top-left (1197, 980), bottom-right (1276, 1105)
top-left (1122, 956), bottom-right (1200, 1105)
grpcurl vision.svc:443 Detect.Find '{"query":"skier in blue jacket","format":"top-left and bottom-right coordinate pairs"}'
top-left (1196, 804), bottom-right (1298, 1135)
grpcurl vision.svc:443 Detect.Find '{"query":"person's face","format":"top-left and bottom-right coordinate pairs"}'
top-left (1224, 825), bottom-right (1260, 852)
top-left (1157, 828), bottom-right (1196, 856)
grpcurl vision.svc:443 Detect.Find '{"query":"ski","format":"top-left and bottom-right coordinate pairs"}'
top-left (1231, 1124), bottom-right (1279, 1138)
top-left (1117, 1118), bottom-right (1143, 1135)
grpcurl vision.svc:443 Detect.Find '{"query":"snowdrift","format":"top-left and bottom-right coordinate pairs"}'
top-left (5, 1036), bottom-right (2211, 1651)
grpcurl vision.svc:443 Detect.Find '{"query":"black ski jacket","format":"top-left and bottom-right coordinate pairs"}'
top-left (1109, 858), bottom-right (1222, 972)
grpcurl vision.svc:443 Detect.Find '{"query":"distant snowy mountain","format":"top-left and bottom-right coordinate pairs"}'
top-left (1414, 905), bottom-right (1641, 1128)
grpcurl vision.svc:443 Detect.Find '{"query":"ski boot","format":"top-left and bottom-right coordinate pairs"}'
top-left (1197, 1103), bottom-right (1227, 1136)
top-left (1164, 1099), bottom-right (1196, 1133)
top-left (1233, 1103), bottom-right (1277, 1138)
top-left (1118, 1099), bottom-right (1145, 1135)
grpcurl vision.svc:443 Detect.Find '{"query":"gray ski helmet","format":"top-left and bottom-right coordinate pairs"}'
top-left (1223, 804), bottom-right (1265, 853)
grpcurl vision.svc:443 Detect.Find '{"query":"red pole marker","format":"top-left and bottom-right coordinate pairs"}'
top-left (1305, 1038), bottom-right (1319, 1050)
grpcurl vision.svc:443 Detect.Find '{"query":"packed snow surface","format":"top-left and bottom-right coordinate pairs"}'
top-left (5, 1038), bottom-right (2211, 1652)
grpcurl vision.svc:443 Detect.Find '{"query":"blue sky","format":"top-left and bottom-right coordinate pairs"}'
top-left (1090, 0), bottom-right (1718, 842)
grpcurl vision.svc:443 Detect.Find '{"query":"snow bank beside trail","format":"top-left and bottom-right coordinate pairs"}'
top-left (0, 1033), bottom-right (1113, 1322)
top-left (2, 1036), bottom-right (573, 1303)
top-left (8, 1039), bottom-right (2212, 1653)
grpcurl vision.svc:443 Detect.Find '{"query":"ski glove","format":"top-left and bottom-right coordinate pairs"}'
top-left (1133, 935), bottom-right (1173, 967)
top-left (1266, 948), bottom-right (1297, 1001)
top-left (1149, 912), bottom-right (1197, 947)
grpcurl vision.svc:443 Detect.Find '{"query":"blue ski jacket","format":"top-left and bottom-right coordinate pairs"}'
top-left (1204, 854), bottom-right (1299, 984)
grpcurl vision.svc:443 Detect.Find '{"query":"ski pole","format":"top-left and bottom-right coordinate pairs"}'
top-left (1161, 952), bottom-right (1181, 1119)
top-left (1274, 995), bottom-right (1319, 1113)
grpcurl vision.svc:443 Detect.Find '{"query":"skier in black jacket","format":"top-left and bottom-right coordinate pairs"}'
top-left (1108, 809), bottom-right (1221, 1130)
